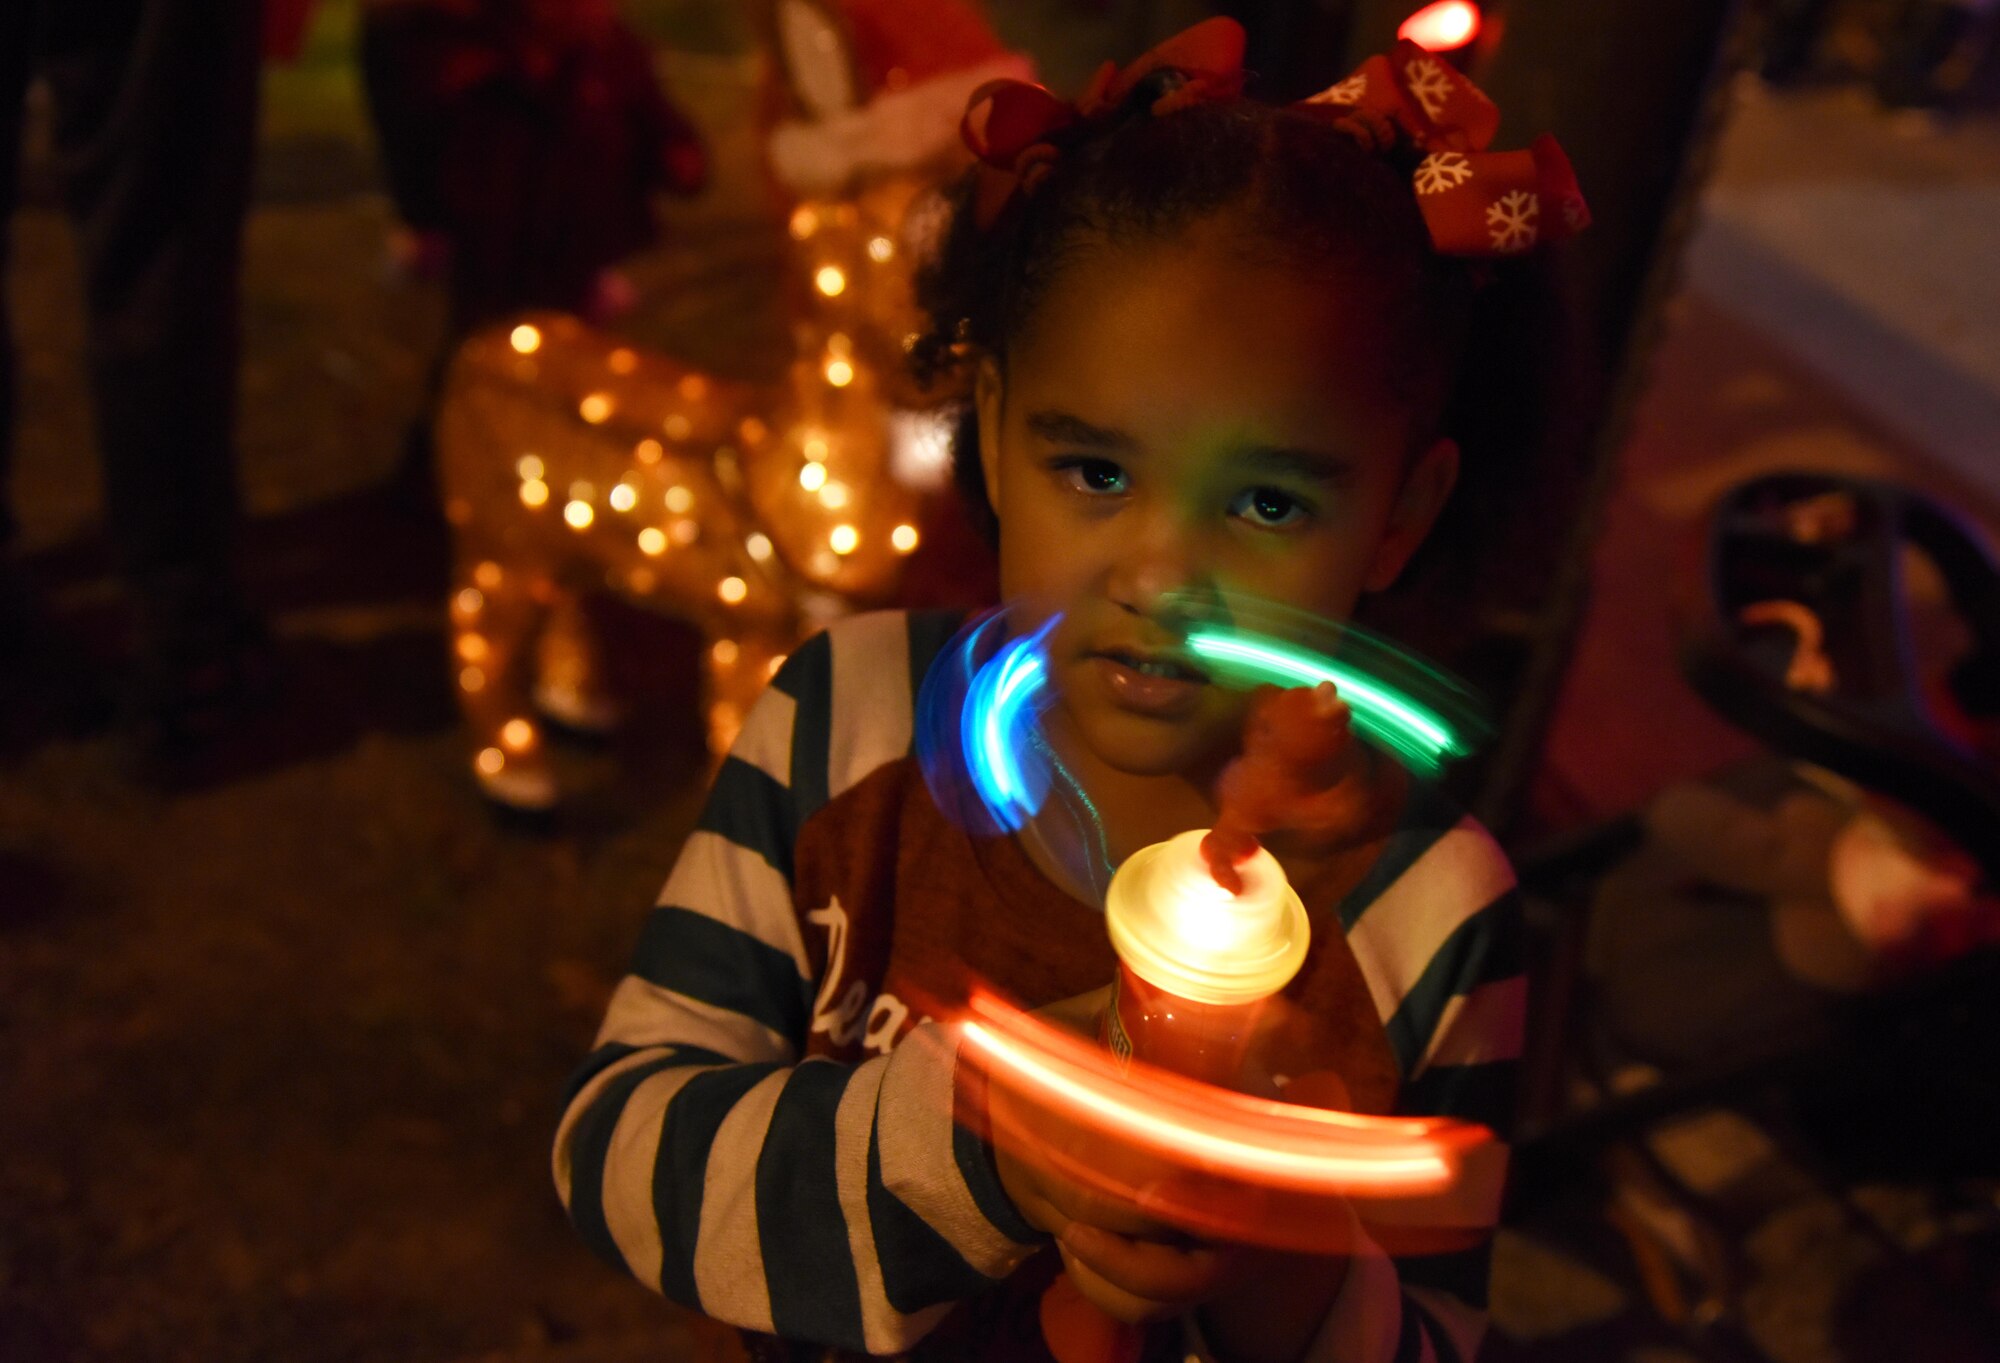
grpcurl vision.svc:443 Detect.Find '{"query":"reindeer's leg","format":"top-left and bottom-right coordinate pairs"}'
top-left (450, 556), bottom-right (559, 810)
top-left (533, 589), bottom-right (623, 735)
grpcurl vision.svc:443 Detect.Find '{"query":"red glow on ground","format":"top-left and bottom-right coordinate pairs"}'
top-left (1399, 1), bottom-right (1482, 52)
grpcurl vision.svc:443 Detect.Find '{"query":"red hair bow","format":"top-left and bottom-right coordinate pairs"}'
top-left (959, 16), bottom-right (1248, 227)
top-left (1301, 40), bottom-right (1590, 257)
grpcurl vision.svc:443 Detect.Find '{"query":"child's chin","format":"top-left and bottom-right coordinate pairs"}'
top-left (1075, 709), bottom-right (1225, 779)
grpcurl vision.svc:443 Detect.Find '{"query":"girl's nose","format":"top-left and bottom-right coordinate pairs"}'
top-left (1106, 513), bottom-right (1215, 621)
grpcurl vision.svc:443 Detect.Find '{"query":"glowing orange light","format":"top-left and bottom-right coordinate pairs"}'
top-left (500, 718), bottom-right (535, 751)
top-left (867, 235), bottom-right (894, 262)
top-left (664, 485), bottom-right (694, 514)
top-left (564, 500), bottom-right (594, 530)
top-left (830, 524), bottom-right (859, 555)
top-left (454, 587), bottom-right (484, 617)
top-left (718, 576), bottom-right (748, 605)
top-left (580, 393), bottom-right (613, 424)
top-left (460, 666), bottom-right (485, 692)
top-left (815, 265), bottom-right (847, 297)
top-left (663, 413), bottom-right (692, 441)
top-left (476, 747), bottom-right (505, 776)
top-left (891, 524), bottom-right (919, 554)
top-left (609, 483), bottom-right (638, 513)
top-left (457, 633), bottom-right (489, 662)
top-left (509, 324), bottom-right (542, 354)
top-left (1399, 0), bottom-right (1481, 51)
top-left (607, 348), bottom-right (638, 375)
top-left (818, 480), bottom-right (850, 509)
top-left (802, 433), bottom-right (829, 462)
top-left (799, 462), bottom-right (828, 492)
top-left (745, 533), bottom-right (774, 562)
top-left (519, 479), bottom-right (549, 508)
top-left (628, 567), bottom-right (655, 593)
top-left (670, 519), bottom-right (699, 547)
top-left (824, 358), bottom-right (855, 388)
top-left (637, 527), bottom-right (667, 556)
top-left (516, 454), bottom-right (544, 481)
top-left (739, 416), bottom-right (768, 446)
top-left (635, 438), bottom-right (663, 465)
top-left (474, 561), bottom-right (503, 590)
top-left (790, 205), bottom-right (819, 239)
top-left (712, 639), bottom-right (740, 665)
top-left (679, 375), bottom-right (709, 402)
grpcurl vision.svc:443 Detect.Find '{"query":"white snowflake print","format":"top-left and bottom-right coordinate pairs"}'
top-left (1414, 152), bottom-right (1473, 196)
top-left (1403, 57), bottom-right (1453, 118)
top-left (1306, 71), bottom-right (1369, 106)
top-left (1485, 190), bottom-right (1540, 252)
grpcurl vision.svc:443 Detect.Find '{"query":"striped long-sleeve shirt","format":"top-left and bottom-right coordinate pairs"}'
top-left (554, 610), bottom-right (1525, 1362)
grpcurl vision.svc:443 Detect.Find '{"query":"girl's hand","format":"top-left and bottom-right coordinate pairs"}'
top-left (986, 987), bottom-right (1245, 1323)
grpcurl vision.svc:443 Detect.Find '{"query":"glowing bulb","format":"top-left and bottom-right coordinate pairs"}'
top-left (474, 561), bottom-right (502, 590)
top-left (891, 524), bottom-right (919, 553)
top-left (799, 462), bottom-right (827, 492)
top-left (739, 416), bottom-right (767, 445)
top-left (460, 666), bottom-right (485, 693)
top-left (867, 235), bottom-right (894, 262)
top-left (457, 633), bottom-right (489, 662)
top-left (454, 587), bottom-right (484, 616)
top-left (802, 433), bottom-right (829, 461)
top-left (746, 533), bottom-right (774, 562)
top-left (509, 324), bottom-right (541, 354)
top-left (516, 454), bottom-right (545, 481)
top-left (664, 485), bottom-right (693, 513)
top-left (635, 438), bottom-right (663, 464)
top-left (628, 567), bottom-right (655, 593)
top-left (564, 500), bottom-right (594, 529)
top-left (476, 747), bottom-right (505, 776)
top-left (638, 527), bottom-right (667, 555)
top-left (790, 205), bottom-right (819, 239)
top-left (718, 576), bottom-right (747, 605)
top-left (663, 413), bottom-right (692, 441)
top-left (670, 519), bottom-right (699, 546)
top-left (712, 639), bottom-right (739, 665)
top-left (520, 479), bottom-right (550, 508)
top-left (580, 393), bottom-right (613, 424)
top-left (609, 483), bottom-right (637, 512)
top-left (1399, 0), bottom-right (1481, 51)
top-left (827, 333), bottom-right (853, 357)
top-left (815, 265), bottom-right (847, 297)
top-left (818, 480), bottom-right (850, 509)
top-left (500, 718), bottom-right (535, 750)
top-left (830, 524), bottom-right (860, 555)
top-left (607, 347), bottom-right (638, 374)
top-left (680, 375), bottom-right (709, 401)
top-left (824, 357), bottom-right (855, 388)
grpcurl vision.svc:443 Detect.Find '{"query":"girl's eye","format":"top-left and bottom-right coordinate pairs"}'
top-left (1230, 486), bottom-right (1310, 529)
top-left (1053, 458), bottom-right (1130, 497)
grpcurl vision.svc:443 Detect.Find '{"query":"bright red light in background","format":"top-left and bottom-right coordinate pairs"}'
top-left (1399, 1), bottom-right (1482, 52)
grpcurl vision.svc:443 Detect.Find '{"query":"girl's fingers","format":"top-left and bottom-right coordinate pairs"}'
top-left (1059, 1221), bottom-right (1236, 1306)
top-left (1058, 1246), bottom-right (1184, 1326)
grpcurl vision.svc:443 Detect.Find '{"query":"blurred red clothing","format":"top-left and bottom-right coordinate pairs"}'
top-left (360, 0), bottom-right (707, 329)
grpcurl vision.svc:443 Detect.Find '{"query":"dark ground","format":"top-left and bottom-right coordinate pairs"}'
top-left (4, 2), bottom-right (1999, 1361)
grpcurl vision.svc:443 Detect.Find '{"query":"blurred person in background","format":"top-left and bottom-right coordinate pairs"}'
top-left (0, 0), bottom-right (273, 760)
top-left (359, 0), bottom-right (709, 493)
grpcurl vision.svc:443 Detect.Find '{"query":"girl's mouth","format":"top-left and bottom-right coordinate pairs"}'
top-left (1088, 648), bottom-right (1211, 717)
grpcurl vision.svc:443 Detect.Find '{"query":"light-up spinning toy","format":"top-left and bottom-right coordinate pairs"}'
top-left (918, 602), bottom-right (1498, 1362)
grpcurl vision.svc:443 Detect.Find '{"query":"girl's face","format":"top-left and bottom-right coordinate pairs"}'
top-left (976, 223), bottom-right (1458, 781)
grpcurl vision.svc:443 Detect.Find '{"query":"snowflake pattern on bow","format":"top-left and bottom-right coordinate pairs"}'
top-left (1485, 190), bottom-right (1540, 252)
top-left (1403, 57), bottom-right (1453, 118)
top-left (1306, 71), bottom-right (1370, 106)
top-left (1413, 152), bottom-right (1473, 196)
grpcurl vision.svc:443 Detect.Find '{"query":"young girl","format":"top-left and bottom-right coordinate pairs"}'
top-left (554, 21), bottom-right (1583, 1362)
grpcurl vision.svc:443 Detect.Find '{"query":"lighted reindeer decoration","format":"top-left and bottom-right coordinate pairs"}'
top-left (434, 0), bottom-right (1028, 810)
